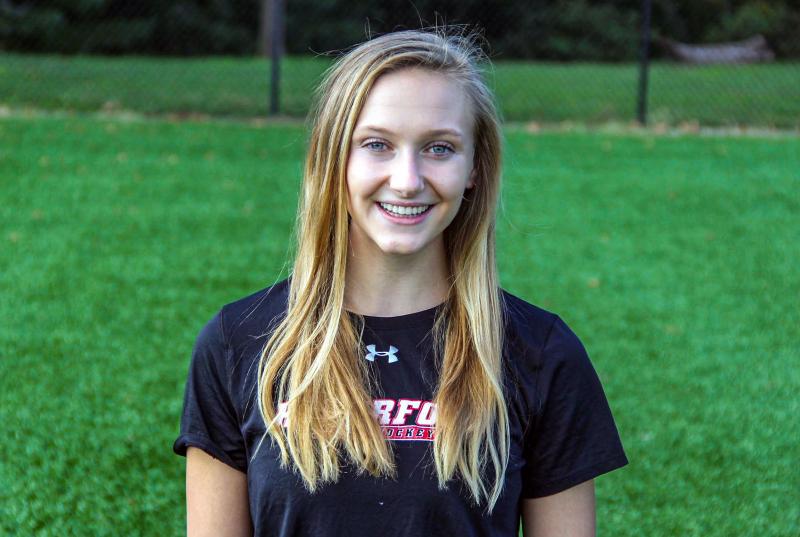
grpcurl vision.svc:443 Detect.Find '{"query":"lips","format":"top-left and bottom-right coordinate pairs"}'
top-left (375, 201), bottom-right (434, 224)
top-left (379, 202), bottom-right (432, 217)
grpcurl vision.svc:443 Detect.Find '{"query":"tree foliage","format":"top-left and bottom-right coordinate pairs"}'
top-left (1, 0), bottom-right (798, 58)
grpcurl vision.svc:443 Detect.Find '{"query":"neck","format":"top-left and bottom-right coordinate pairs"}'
top-left (344, 238), bottom-right (450, 317)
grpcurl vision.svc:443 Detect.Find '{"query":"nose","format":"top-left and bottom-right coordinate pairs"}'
top-left (389, 150), bottom-right (425, 197)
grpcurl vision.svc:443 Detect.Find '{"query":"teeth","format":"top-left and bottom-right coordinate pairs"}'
top-left (379, 202), bottom-right (430, 216)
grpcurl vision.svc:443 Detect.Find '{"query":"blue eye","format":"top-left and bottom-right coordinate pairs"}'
top-left (364, 140), bottom-right (388, 151)
top-left (428, 144), bottom-right (454, 155)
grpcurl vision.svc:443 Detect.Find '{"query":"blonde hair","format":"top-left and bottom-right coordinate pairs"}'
top-left (256, 29), bottom-right (507, 510)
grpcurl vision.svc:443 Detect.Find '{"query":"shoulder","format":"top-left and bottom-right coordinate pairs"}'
top-left (500, 289), bottom-right (586, 369)
top-left (500, 289), bottom-right (596, 412)
top-left (501, 290), bottom-right (558, 347)
top-left (214, 278), bottom-right (290, 354)
top-left (187, 278), bottom-right (290, 412)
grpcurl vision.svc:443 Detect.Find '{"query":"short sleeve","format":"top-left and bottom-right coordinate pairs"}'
top-left (520, 317), bottom-right (628, 498)
top-left (172, 310), bottom-right (248, 473)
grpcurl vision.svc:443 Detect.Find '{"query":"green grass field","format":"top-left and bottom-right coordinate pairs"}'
top-left (1, 113), bottom-right (798, 535)
top-left (1, 53), bottom-right (799, 126)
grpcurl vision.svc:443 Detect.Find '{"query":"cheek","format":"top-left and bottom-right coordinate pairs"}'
top-left (345, 153), bottom-right (377, 199)
top-left (344, 155), bottom-right (363, 213)
top-left (437, 172), bottom-right (473, 203)
top-left (345, 154), bottom-right (357, 194)
top-left (427, 155), bottom-right (474, 196)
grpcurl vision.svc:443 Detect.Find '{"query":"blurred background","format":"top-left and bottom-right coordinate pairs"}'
top-left (1, 0), bottom-right (799, 126)
top-left (1, 1), bottom-right (798, 536)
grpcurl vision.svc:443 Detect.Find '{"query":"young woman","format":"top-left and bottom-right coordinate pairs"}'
top-left (174, 29), bottom-right (627, 536)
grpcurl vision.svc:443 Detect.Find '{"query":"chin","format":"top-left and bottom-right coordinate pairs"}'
top-left (377, 240), bottom-right (425, 256)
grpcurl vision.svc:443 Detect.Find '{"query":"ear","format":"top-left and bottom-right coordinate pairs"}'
top-left (466, 168), bottom-right (477, 189)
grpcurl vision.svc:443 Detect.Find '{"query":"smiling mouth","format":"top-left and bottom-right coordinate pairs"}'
top-left (378, 202), bottom-right (432, 217)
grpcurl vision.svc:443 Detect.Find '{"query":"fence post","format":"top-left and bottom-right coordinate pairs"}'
top-left (637, 0), bottom-right (652, 125)
top-left (269, 0), bottom-right (285, 116)
top-left (257, 0), bottom-right (270, 56)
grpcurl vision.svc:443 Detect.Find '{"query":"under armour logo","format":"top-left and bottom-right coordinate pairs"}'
top-left (365, 344), bottom-right (399, 364)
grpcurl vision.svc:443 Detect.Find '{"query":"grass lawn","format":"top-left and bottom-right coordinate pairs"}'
top-left (1, 53), bottom-right (799, 127)
top-left (1, 113), bottom-right (798, 535)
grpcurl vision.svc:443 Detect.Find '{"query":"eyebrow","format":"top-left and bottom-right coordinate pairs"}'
top-left (354, 125), bottom-right (464, 139)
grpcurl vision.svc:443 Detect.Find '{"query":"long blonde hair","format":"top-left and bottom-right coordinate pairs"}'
top-left (256, 29), bottom-right (507, 510)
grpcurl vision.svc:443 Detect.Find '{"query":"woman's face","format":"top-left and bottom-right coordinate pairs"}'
top-left (345, 67), bottom-right (475, 260)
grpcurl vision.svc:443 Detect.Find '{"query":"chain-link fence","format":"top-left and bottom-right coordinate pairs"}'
top-left (1, 0), bottom-right (798, 128)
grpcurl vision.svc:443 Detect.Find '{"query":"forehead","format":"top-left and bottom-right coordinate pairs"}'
top-left (354, 68), bottom-right (473, 136)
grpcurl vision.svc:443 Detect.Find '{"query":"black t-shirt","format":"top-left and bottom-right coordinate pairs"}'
top-left (174, 279), bottom-right (628, 536)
